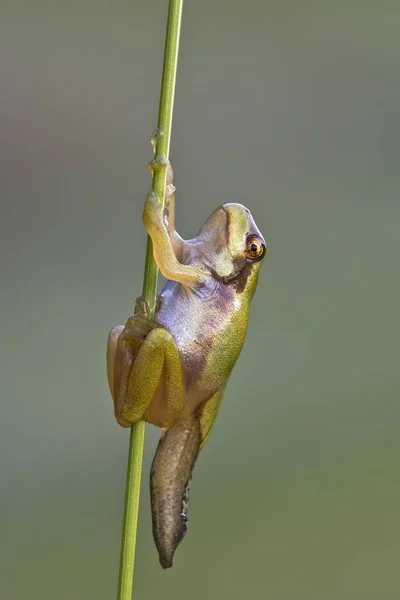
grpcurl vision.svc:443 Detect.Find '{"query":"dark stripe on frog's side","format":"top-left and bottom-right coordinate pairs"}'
top-left (230, 261), bottom-right (256, 294)
top-left (219, 203), bottom-right (262, 294)
top-left (175, 265), bottom-right (256, 389)
top-left (210, 260), bottom-right (257, 296)
top-left (150, 412), bottom-right (201, 569)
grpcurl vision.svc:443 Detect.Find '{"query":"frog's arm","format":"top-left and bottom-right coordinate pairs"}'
top-left (143, 188), bottom-right (207, 288)
top-left (163, 164), bottom-right (184, 255)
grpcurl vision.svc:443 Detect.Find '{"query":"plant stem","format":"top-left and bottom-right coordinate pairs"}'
top-left (117, 1), bottom-right (183, 598)
top-left (117, 422), bottom-right (145, 600)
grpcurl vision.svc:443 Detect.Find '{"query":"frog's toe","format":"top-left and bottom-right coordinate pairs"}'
top-left (134, 296), bottom-right (151, 317)
top-left (165, 183), bottom-right (175, 199)
top-left (150, 128), bottom-right (161, 154)
top-left (148, 155), bottom-right (170, 176)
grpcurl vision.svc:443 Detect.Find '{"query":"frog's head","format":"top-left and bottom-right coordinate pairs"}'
top-left (195, 203), bottom-right (267, 299)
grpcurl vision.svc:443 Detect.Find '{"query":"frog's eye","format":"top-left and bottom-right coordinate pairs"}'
top-left (245, 235), bottom-right (266, 262)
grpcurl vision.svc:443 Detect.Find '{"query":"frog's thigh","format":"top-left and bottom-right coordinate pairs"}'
top-left (118, 327), bottom-right (185, 427)
top-left (198, 385), bottom-right (226, 449)
top-left (107, 325), bottom-right (124, 396)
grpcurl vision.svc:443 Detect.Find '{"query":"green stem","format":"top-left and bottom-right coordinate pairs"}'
top-left (117, 422), bottom-right (145, 600)
top-left (117, 1), bottom-right (183, 598)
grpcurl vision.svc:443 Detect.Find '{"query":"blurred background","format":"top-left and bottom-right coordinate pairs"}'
top-left (1, 1), bottom-right (399, 598)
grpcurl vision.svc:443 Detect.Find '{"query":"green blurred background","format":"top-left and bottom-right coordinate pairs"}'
top-left (1, 1), bottom-right (399, 598)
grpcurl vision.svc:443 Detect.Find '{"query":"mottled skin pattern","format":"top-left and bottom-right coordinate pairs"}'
top-left (107, 165), bottom-right (266, 568)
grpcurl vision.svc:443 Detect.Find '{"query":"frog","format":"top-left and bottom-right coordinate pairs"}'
top-left (107, 162), bottom-right (267, 568)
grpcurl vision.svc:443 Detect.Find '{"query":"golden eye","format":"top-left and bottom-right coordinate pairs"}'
top-left (245, 235), bottom-right (266, 262)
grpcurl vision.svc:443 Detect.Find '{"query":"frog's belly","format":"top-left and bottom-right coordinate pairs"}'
top-left (145, 301), bottom-right (248, 427)
top-left (143, 341), bottom-right (226, 428)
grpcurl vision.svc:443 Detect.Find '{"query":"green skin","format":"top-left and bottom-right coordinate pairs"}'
top-left (107, 166), bottom-right (266, 568)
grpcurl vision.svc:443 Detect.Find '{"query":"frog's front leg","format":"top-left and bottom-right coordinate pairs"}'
top-left (163, 165), bottom-right (184, 256)
top-left (107, 315), bottom-right (185, 428)
top-left (144, 159), bottom-right (208, 288)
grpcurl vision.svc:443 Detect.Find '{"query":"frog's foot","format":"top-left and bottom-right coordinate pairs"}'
top-left (150, 128), bottom-right (163, 156)
top-left (144, 190), bottom-right (163, 226)
top-left (163, 184), bottom-right (176, 231)
top-left (155, 293), bottom-right (164, 313)
top-left (165, 161), bottom-right (174, 187)
top-left (165, 182), bottom-right (176, 200)
top-left (119, 314), bottom-right (159, 346)
top-left (134, 296), bottom-right (152, 318)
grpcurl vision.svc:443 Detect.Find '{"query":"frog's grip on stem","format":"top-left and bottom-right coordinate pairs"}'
top-left (150, 412), bottom-right (201, 569)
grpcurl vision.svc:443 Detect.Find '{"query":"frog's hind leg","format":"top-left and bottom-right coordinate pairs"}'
top-left (107, 325), bottom-right (124, 398)
top-left (150, 385), bottom-right (226, 569)
top-left (109, 315), bottom-right (185, 428)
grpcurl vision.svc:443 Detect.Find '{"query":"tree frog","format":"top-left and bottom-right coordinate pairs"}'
top-left (107, 163), bottom-right (266, 568)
